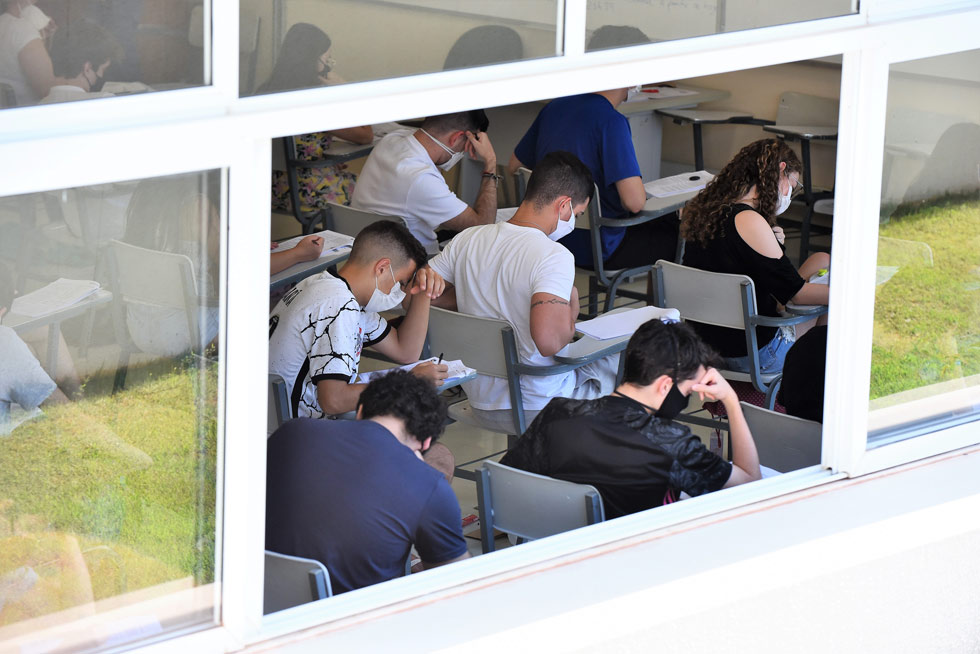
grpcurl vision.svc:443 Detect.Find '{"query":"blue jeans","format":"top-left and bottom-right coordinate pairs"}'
top-left (723, 328), bottom-right (795, 375)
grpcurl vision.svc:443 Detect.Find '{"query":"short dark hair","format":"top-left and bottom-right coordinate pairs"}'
top-left (421, 110), bottom-right (490, 135)
top-left (622, 320), bottom-right (719, 386)
top-left (349, 220), bottom-right (428, 273)
top-left (587, 25), bottom-right (651, 51)
top-left (777, 325), bottom-right (827, 423)
top-left (357, 370), bottom-right (448, 443)
top-left (523, 151), bottom-right (595, 209)
top-left (0, 262), bottom-right (13, 312)
top-left (50, 19), bottom-right (122, 78)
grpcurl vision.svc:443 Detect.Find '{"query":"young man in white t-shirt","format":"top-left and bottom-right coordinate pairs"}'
top-left (428, 151), bottom-right (621, 432)
top-left (269, 220), bottom-right (448, 419)
top-left (351, 110), bottom-right (499, 254)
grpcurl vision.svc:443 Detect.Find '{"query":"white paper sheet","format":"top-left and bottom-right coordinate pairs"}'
top-left (576, 306), bottom-right (681, 341)
top-left (274, 230), bottom-right (354, 260)
top-left (10, 278), bottom-right (100, 318)
top-left (624, 86), bottom-right (699, 103)
top-left (356, 358), bottom-right (476, 384)
top-left (645, 171), bottom-right (714, 198)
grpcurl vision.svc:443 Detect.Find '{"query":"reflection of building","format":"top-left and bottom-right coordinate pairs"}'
top-left (0, 1), bottom-right (979, 652)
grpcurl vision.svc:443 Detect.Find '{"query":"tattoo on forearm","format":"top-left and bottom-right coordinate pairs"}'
top-left (531, 298), bottom-right (569, 308)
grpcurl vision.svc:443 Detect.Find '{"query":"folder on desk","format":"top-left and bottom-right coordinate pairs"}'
top-left (576, 306), bottom-right (680, 341)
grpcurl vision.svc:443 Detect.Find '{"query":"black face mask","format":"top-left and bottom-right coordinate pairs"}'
top-left (86, 67), bottom-right (106, 92)
top-left (655, 381), bottom-right (689, 421)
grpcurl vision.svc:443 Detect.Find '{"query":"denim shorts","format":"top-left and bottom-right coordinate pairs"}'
top-left (723, 327), bottom-right (795, 375)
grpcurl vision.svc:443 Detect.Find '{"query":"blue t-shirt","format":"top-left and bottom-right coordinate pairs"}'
top-left (265, 418), bottom-right (467, 595)
top-left (514, 93), bottom-right (642, 267)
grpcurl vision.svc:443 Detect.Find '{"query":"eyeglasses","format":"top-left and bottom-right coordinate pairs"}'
top-left (787, 175), bottom-right (803, 198)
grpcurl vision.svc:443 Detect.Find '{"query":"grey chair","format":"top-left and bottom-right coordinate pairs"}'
top-left (443, 25), bottom-right (523, 71)
top-left (0, 81), bottom-right (16, 108)
top-left (426, 306), bottom-right (599, 480)
top-left (264, 550), bottom-right (332, 615)
top-left (763, 91), bottom-right (840, 261)
top-left (652, 260), bottom-right (826, 410)
top-left (268, 373), bottom-right (291, 436)
top-left (106, 240), bottom-right (215, 389)
top-left (739, 402), bottom-right (822, 473)
top-left (323, 201), bottom-right (405, 238)
top-left (476, 461), bottom-right (605, 554)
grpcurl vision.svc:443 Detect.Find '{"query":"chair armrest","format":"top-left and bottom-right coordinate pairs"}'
top-left (595, 213), bottom-right (659, 229)
top-left (763, 124), bottom-right (838, 140)
top-left (751, 310), bottom-right (825, 328)
top-left (784, 303), bottom-right (829, 317)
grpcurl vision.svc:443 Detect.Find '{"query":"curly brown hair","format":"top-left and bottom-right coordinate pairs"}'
top-left (680, 139), bottom-right (802, 247)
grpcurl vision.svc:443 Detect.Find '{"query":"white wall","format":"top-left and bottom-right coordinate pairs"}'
top-left (247, 446), bottom-right (980, 653)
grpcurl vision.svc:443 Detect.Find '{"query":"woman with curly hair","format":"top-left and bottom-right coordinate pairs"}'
top-left (680, 138), bottom-right (829, 374)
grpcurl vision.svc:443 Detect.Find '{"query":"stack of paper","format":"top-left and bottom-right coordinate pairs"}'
top-left (576, 306), bottom-right (681, 341)
top-left (356, 358), bottom-right (476, 385)
top-left (10, 278), bottom-right (100, 318)
top-left (645, 171), bottom-right (714, 198)
top-left (274, 230), bottom-right (354, 260)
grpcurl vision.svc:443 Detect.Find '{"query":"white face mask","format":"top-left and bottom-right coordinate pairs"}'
top-left (549, 199), bottom-right (576, 241)
top-left (363, 264), bottom-right (406, 313)
top-left (626, 85), bottom-right (643, 102)
top-left (421, 129), bottom-right (466, 171)
top-left (774, 186), bottom-right (793, 216)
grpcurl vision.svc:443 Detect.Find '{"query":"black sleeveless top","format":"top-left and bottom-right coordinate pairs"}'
top-left (682, 203), bottom-right (805, 357)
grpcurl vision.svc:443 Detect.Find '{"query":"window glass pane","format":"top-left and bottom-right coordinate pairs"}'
top-left (0, 1), bottom-right (207, 110)
top-left (870, 49), bottom-right (980, 439)
top-left (0, 171), bottom-right (220, 652)
top-left (243, 0), bottom-right (559, 97)
top-left (585, 0), bottom-right (857, 51)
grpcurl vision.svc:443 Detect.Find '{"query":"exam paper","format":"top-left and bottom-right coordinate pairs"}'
top-left (645, 171), bottom-right (714, 198)
top-left (10, 278), bottom-right (100, 318)
top-left (355, 358), bottom-right (476, 384)
top-left (576, 306), bottom-right (681, 341)
top-left (275, 230), bottom-right (354, 260)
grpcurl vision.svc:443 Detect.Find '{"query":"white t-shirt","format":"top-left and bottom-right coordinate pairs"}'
top-left (268, 271), bottom-right (390, 418)
top-left (428, 222), bottom-right (576, 411)
top-left (0, 13), bottom-right (42, 106)
top-left (351, 130), bottom-right (467, 254)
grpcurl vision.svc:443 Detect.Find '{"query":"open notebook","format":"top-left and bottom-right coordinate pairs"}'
top-left (10, 278), bottom-right (101, 318)
top-left (356, 358), bottom-right (476, 385)
top-left (576, 306), bottom-right (681, 341)
top-left (274, 230), bottom-right (354, 260)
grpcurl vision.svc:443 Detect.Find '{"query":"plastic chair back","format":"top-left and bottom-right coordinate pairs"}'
top-left (426, 307), bottom-right (512, 378)
top-left (477, 461), bottom-right (604, 553)
top-left (108, 240), bottom-right (200, 312)
top-left (740, 402), bottom-right (822, 472)
top-left (514, 167), bottom-right (532, 203)
top-left (776, 92), bottom-right (839, 128)
top-left (443, 25), bottom-right (523, 70)
top-left (264, 550), bottom-right (331, 614)
top-left (325, 202), bottom-right (404, 238)
top-left (654, 260), bottom-right (754, 330)
top-left (268, 373), bottom-right (291, 436)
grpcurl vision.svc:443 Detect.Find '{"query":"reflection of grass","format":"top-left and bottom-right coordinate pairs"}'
top-left (0, 358), bottom-right (217, 614)
top-left (872, 197), bottom-right (980, 399)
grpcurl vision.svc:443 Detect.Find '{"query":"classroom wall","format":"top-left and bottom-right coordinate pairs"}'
top-left (662, 61), bottom-right (844, 191)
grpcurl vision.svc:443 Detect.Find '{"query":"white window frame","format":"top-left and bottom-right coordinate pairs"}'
top-left (1, 1), bottom-right (979, 651)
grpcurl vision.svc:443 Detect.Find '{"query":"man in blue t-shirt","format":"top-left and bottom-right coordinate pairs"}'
top-left (509, 82), bottom-right (679, 270)
top-left (265, 370), bottom-right (469, 595)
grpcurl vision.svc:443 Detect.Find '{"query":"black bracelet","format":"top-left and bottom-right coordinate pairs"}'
top-left (482, 172), bottom-right (502, 183)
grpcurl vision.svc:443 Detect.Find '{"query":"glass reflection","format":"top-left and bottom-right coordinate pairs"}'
top-left (870, 49), bottom-right (980, 436)
top-left (0, 171), bottom-right (220, 652)
top-left (0, 0), bottom-right (207, 109)
top-left (244, 0), bottom-right (559, 96)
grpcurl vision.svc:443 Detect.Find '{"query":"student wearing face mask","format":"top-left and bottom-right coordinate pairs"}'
top-left (501, 319), bottom-right (761, 519)
top-left (269, 220), bottom-right (449, 419)
top-left (352, 110), bottom-right (498, 255)
top-left (681, 139), bottom-right (830, 375)
top-left (40, 19), bottom-right (120, 105)
top-left (0, 0), bottom-right (72, 105)
top-left (429, 152), bottom-right (620, 433)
